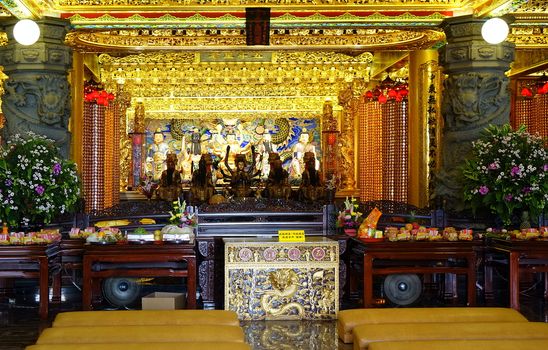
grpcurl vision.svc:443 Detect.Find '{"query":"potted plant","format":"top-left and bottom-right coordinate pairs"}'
top-left (0, 132), bottom-right (81, 229)
top-left (461, 124), bottom-right (547, 227)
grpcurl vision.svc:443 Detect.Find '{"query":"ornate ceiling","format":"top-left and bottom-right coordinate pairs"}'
top-left (0, 0), bottom-right (547, 119)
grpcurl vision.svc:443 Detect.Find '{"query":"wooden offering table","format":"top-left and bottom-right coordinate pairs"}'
top-left (353, 239), bottom-right (479, 308)
top-left (82, 242), bottom-right (196, 310)
top-left (0, 243), bottom-right (60, 319)
top-left (490, 238), bottom-right (548, 311)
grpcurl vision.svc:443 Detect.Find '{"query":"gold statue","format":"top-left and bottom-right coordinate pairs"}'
top-left (299, 151), bottom-right (324, 202)
top-left (265, 154), bottom-right (291, 200)
top-left (190, 153), bottom-right (216, 204)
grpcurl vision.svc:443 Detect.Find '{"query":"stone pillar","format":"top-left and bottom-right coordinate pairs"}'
top-left (435, 15), bottom-right (514, 210)
top-left (0, 18), bottom-right (72, 157)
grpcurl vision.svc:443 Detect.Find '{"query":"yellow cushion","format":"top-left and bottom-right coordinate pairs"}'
top-left (37, 325), bottom-right (244, 344)
top-left (53, 310), bottom-right (239, 327)
top-left (338, 307), bottom-right (527, 343)
top-left (27, 343), bottom-right (251, 350)
top-left (368, 339), bottom-right (548, 350)
top-left (353, 322), bottom-right (548, 350)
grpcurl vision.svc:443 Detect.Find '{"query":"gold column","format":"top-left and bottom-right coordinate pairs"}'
top-left (408, 49), bottom-right (439, 208)
top-left (337, 84), bottom-right (359, 196)
top-left (70, 51), bottom-right (84, 166)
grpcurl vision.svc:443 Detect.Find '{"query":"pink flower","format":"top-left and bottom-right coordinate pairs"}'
top-left (488, 162), bottom-right (498, 170)
top-left (544, 164), bottom-right (548, 171)
top-left (510, 166), bottom-right (521, 176)
top-left (479, 186), bottom-right (489, 195)
top-left (35, 185), bottom-right (45, 195)
top-left (504, 194), bottom-right (513, 201)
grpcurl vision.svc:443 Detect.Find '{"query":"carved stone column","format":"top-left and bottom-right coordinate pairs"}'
top-left (0, 18), bottom-right (72, 157)
top-left (435, 15), bottom-right (514, 210)
top-left (337, 84), bottom-right (358, 193)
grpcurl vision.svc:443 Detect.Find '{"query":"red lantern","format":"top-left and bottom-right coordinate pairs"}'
top-left (521, 87), bottom-right (533, 97)
top-left (365, 91), bottom-right (373, 99)
top-left (399, 88), bottom-right (409, 97)
top-left (387, 89), bottom-right (397, 99)
top-left (378, 94), bottom-right (387, 104)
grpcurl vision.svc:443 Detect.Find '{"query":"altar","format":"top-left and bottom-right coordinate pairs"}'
top-left (224, 237), bottom-right (338, 320)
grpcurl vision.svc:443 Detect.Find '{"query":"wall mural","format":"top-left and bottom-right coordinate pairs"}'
top-left (143, 117), bottom-right (321, 186)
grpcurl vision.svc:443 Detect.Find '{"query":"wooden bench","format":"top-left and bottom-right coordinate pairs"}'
top-left (353, 322), bottom-right (548, 350)
top-left (367, 339), bottom-right (548, 350)
top-left (338, 307), bottom-right (527, 343)
top-left (27, 342), bottom-right (251, 350)
top-left (53, 310), bottom-right (239, 327)
top-left (36, 325), bottom-right (245, 345)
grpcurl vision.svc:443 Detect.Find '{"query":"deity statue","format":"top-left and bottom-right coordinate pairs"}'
top-left (216, 132), bottom-right (252, 175)
top-left (264, 156), bottom-right (291, 200)
top-left (258, 131), bottom-right (276, 179)
top-left (289, 128), bottom-right (318, 183)
top-left (299, 151), bottom-right (324, 202)
top-left (146, 129), bottom-right (170, 181)
top-left (157, 153), bottom-right (182, 202)
top-left (190, 153), bottom-right (216, 204)
top-left (190, 127), bottom-right (202, 156)
top-left (177, 136), bottom-right (193, 183)
top-left (223, 145), bottom-right (258, 198)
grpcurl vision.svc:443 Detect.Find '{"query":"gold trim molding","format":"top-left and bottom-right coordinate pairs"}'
top-left (65, 28), bottom-right (444, 52)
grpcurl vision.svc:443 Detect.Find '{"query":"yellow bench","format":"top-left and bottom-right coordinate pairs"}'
top-left (36, 325), bottom-right (245, 345)
top-left (52, 310), bottom-right (239, 327)
top-left (353, 322), bottom-right (548, 350)
top-left (27, 343), bottom-right (251, 350)
top-left (338, 307), bottom-right (527, 343)
top-left (367, 339), bottom-right (548, 350)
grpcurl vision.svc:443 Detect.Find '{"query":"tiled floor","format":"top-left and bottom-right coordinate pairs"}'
top-left (1, 276), bottom-right (547, 350)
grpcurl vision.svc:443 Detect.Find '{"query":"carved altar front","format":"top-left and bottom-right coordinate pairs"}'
top-left (224, 237), bottom-right (338, 320)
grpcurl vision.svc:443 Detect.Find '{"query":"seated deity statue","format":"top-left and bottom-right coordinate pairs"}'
top-left (264, 158), bottom-right (291, 200)
top-left (216, 132), bottom-right (252, 172)
top-left (299, 151), bottom-right (324, 202)
top-left (293, 128), bottom-right (319, 171)
top-left (157, 153), bottom-right (182, 202)
top-left (190, 153), bottom-right (216, 205)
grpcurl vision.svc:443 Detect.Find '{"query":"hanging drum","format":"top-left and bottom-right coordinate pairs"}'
top-left (383, 274), bottom-right (422, 306)
top-left (102, 277), bottom-right (142, 308)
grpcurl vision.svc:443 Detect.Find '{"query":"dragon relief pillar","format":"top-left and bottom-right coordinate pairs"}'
top-left (435, 15), bottom-right (514, 211)
top-left (0, 18), bottom-right (72, 157)
top-left (337, 84), bottom-right (359, 196)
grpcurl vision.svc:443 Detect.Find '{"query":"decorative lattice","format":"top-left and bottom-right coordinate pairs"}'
top-left (83, 103), bottom-right (105, 212)
top-left (359, 98), bottom-right (383, 201)
top-left (532, 94), bottom-right (548, 139)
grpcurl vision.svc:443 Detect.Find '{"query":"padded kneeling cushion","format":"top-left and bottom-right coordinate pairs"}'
top-left (367, 339), bottom-right (548, 350)
top-left (27, 343), bottom-right (251, 350)
top-left (353, 322), bottom-right (548, 350)
top-left (37, 325), bottom-right (244, 344)
top-left (53, 310), bottom-right (239, 327)
top-left (337, 307), bottom-right (527, 343)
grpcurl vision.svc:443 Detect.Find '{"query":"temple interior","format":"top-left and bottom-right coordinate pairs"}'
top-left (0, 1), bottom-right (548, 350)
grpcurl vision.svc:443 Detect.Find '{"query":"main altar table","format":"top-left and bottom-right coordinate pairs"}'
top-left (82, 242), bottom-right (196, 310)
top-left (352, 239), bottom-right (479, 307)
top-left (0, 243), bottom-right (60, 319)
top-left (224, 237), bottom-right (338, 320)
top-left (489, 238), bottom-right (548, 311)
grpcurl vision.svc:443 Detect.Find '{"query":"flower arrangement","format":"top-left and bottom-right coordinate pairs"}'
top-left (462, 124), bottom-right (548, 226)
top-left (139, 175), bottom-right (158, 199)
top-left (169, 198), bottom-right (197, 228)
top-left (337, 196), bottom-right (363, 229)
top-left (0, 132), bottom-right (81, 228)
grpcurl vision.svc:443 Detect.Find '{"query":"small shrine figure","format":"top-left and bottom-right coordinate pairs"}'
top-left (177, 136), bottom-right (193, 183)
top-left (258, 131), bottom-right (276, 179)
top-left (157, 153), bottom-right (182, 202)
top-left (264, 157), bottom-right (292, 200)
top-left (223, 145), bottom-right (258, 198)
top-left (299, 151), bottom-right (324, 202)
top-left (190, 153), bottom-right (216, 204)
top-left (190, 127), bottom-right (202, 156)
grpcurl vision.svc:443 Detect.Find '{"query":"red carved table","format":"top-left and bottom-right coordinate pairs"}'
top-left (0, 243), bottom-right (60, 319)
top-left (353, 239), bottom-right (479, 308)
top-left (82, 242), bottom-right (196, 310)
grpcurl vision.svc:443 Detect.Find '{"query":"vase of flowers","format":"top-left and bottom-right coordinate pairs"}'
top-left (169, 198), bottom-right (197, 231)
top-left (0, 132), bottom-right (81, 228)
top-left (461, 124), bottom-right (547, 227)
top-left (337, 196), bottom-right (363, 236)
top-left (139, 175), bottom-right (158, 200)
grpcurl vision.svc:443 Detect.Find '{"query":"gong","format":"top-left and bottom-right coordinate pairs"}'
top-left (102, 277), bottom-right (141, 308)
top-left (383, 274), bottom-right (422, 306)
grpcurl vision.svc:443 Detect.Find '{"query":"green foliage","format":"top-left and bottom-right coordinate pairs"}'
top-left (461, 124), bottom-right (548, 226)
top-left (0, 132), bottom-right (81, 227)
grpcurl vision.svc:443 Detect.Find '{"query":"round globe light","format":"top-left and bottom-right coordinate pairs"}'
top-left (481, 18), bottom-right (509, 45)
top-left (13, 19), bottom-right (40, 46)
